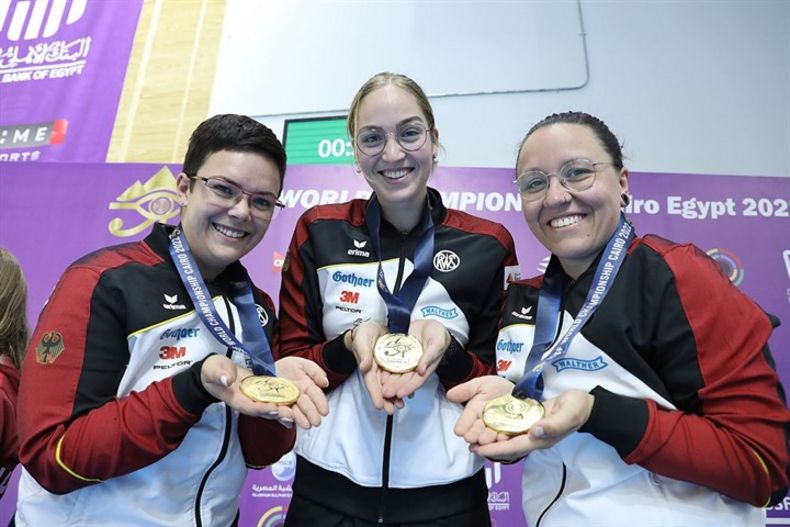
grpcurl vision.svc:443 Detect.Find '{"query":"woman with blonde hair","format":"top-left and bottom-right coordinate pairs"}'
top-left (278, 72), bottom-right (518, 526)
top-left (0, 248), bottom-right (29, 498)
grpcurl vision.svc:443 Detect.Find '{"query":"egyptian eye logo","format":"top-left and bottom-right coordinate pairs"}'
top-left (108, 167), bottom-right (180, 237)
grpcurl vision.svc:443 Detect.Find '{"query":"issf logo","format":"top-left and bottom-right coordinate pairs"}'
top-left (257, 505), bottom-right (286, 527)
top-left (706, 247), bottom-right (744, 286)
top-left (270, 451), bottom-right (296, 482)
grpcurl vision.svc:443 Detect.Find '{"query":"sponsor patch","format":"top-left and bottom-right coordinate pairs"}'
top-left (496, 359), bottom-right (512, 372)
top-left (162, 293), bottom-right (186, 310)
top-left (496, 338), bottom-right (524, 354)
top-left (420, 305), bottom-right (458, 319)
top-left (159, 345), bottom-right (187, 360)
top-left (159, 327), bottom-right (200, 341)
top-left (334, 305), bottom-right (362, 314)
top-left (332, 270), bottom-right (374, 287)
top-left (340, 290), bottom-right (360, 303)
top-left (35, 330), bottom-right (64, 364)
top-left (153, 359), bottom-right (192, 371)
top-left (347, 239), bottom-right (371, 258)
top-left (511, 306), bottom-right (533, 322)
top-left (552, 355), bottom-right (608, 372)
top-left (433, 249), bottom-right (460, 272)
top-left (256, 304), bottom-right (269, 327)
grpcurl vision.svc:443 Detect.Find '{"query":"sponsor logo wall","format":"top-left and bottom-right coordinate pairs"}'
top-left (0, 162), bottom-right (788, 526)
top-left (0, 0), bottom-right (142, 162)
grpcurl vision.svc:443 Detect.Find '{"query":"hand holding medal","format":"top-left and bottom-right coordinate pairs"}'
top-left (170, 230), bottom-right (328, 428)
top-left (482, 394), bottom-right (545, 435)
top-left (240, 356), bottom-right (330, 428)
top-left (240, 375), bottom-right (300, 405)
top-left (373, 333), bottom-right (423, 373)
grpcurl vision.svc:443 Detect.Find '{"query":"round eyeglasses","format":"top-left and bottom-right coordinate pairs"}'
top-left (187, 175), bottom-right (284, 219)
top-left (513, 159), bottom-right (615, 202)
top-left (355, 122), bottom-right (431, 157)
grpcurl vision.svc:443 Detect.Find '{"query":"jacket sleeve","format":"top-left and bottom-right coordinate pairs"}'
top-left (276, 211), bottom-right (356, 389)
top-left (238, 415), bottom-right (296, 469)
top-left (437, 225), bottom-right (519, 389)
top-left (581, 242), bottom-right (790, 506)
top-left (18, 265), bottom-right (217, 494)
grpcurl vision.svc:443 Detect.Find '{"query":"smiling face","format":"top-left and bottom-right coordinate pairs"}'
top-left (353, 84), bottom-right (438, 229)
top-left (176, 149), bottom-right (281, 280)
top-left (516, 123), bottom-right (629, 279)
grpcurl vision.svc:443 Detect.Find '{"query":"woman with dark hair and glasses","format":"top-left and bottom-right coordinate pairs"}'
top-left (277, 72), bottom-right (518, 526)
top-left (449, 111), bottom-right (790, 526)
top-left (15, 114), bottom-right (329, 526)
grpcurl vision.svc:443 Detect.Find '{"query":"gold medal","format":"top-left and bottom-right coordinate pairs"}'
top-left (482, 395), bottom-right (545, 435)
top-left (239, 375), bottom-right (300, 405)
top-left (373, 333), bottom-right (423, 373)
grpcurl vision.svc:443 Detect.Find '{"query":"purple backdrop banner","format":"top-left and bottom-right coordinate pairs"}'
top-left (0, 162), bottom-right (788, 526)
top-left (0, 0), bottom-right (142, 162)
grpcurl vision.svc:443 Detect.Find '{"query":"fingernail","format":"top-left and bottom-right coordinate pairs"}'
top-left (265, 410), bottom-right (279, 417)
top-left (220, 375), bottom-right (228, 387)
top-left (533, 426), bottom-right (545, 438)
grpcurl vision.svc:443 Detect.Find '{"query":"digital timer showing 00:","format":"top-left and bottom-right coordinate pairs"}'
top-left (318, 139), bottom-right (354, 158)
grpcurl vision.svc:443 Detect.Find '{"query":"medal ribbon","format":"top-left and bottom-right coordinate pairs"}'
top-left (365, 195), bottom-right (435, 333)
top-left (513, 214), bottom-right (634, 400)
top-left (168, 229), bottom-right (276, 376)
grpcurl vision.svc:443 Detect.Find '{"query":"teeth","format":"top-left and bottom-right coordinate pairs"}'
top-left (214, 224), bottom-right (246, 238)
top-left (550, 215), bottom-right (583, 228)
top-left (381, 169), bottom-right (410, 179)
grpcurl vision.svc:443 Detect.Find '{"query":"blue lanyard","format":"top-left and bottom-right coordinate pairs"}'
top-left (365, 196), bottom-right (435, 333)
top-left (168, 229), bottom-right (276, 376)
top-left (513, 215), bottom-right (634, 400)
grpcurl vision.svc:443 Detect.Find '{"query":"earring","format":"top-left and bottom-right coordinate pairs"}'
top-left (621, 193), bottom-right (632, 207)
top-left (432, 153), bottom-right (438, 163)
top-left (353, 164), bottom-right (361, 174)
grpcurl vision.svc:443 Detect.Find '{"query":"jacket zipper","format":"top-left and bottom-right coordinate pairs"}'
top-left (377, 233), bottom-right (408, 524)
top-left (535, 462), bottom-right (567, 527)
top-left (194, 296), bottom-right (235, 526)
top-left (534, 285), bottom-right (574, 527)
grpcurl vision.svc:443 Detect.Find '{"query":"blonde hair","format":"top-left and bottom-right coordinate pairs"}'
top-left (0, 248), bottom-right (29, 369)
top-left (347, 72), bottom-right (437, 142)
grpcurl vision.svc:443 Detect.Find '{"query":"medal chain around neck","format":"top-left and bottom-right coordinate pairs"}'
top-left (365, 196), bottom-right (435, 333)
top-left (513, 215), bottom-right (634, 400)
top-left (168, 229), bottom-right (276, 376)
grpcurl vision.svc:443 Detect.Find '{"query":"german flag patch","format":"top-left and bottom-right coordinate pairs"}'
top-left (35, 331), bottom-right (64, 365)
